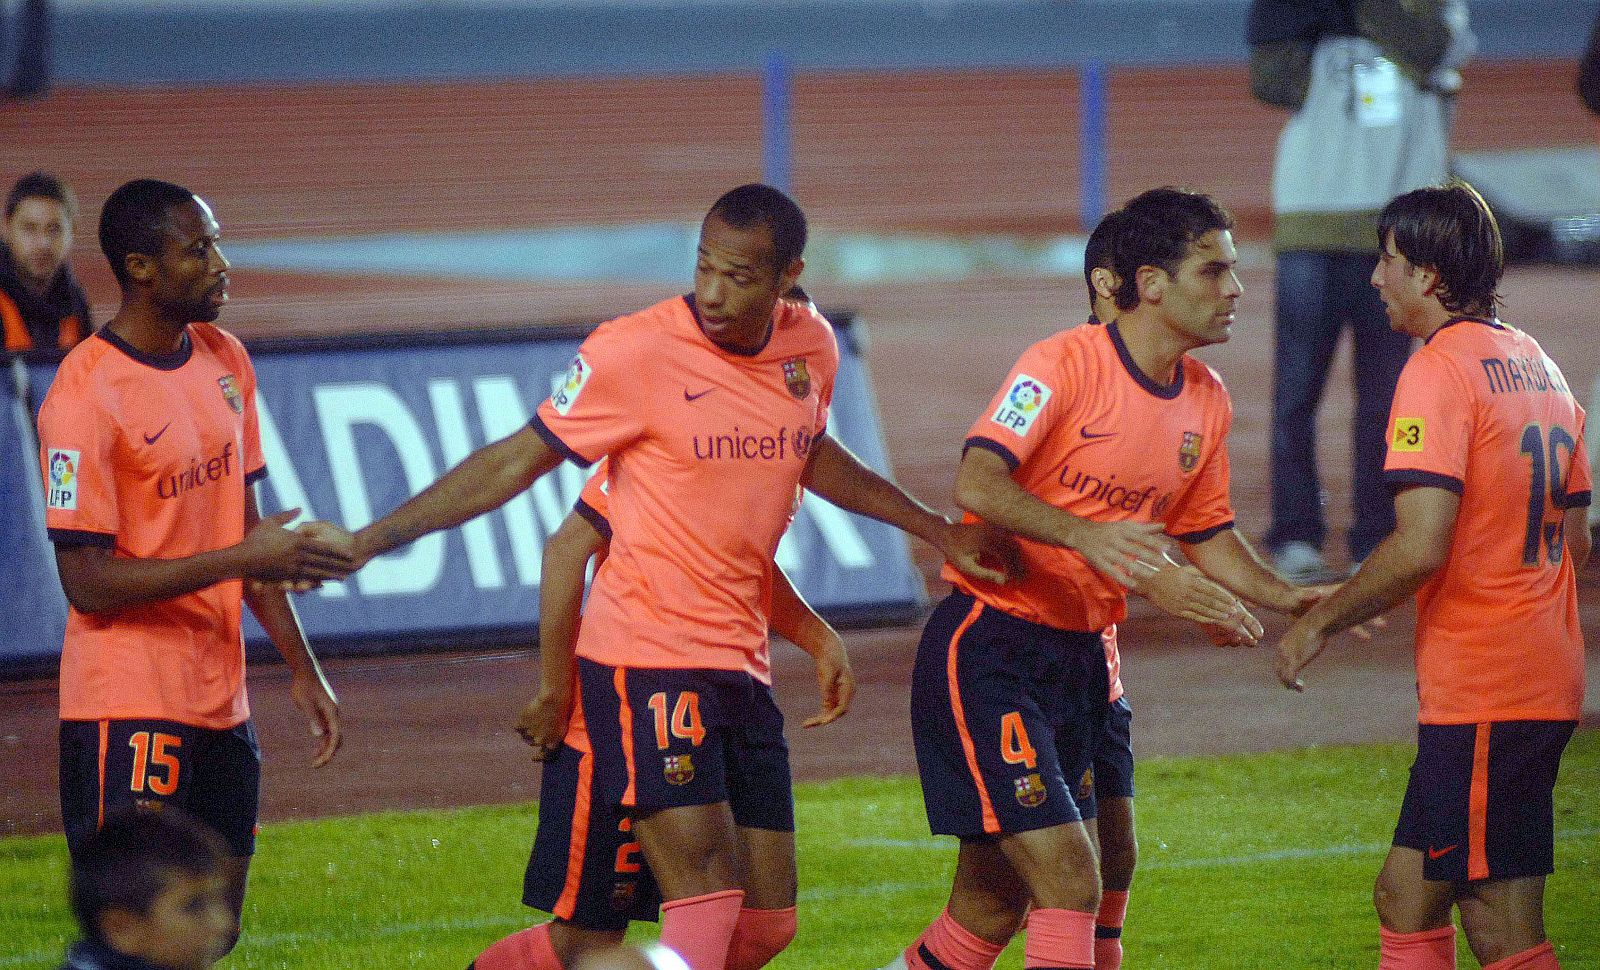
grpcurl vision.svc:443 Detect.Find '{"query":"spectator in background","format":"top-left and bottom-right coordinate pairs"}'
top-left (2, 171), bottom-right (89, 355)
top-left (1248, 0), bottom-right (1475, 581)
top-left (60, 808), bottom-right (235, 970)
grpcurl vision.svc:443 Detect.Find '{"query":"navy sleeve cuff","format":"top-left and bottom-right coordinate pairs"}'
top-left (245, 466), bottom-right (268, 486)
top-left (1384, 469), bottom-right (1465, 496)
top-left (962, 436), bottom-right (1020, 471)
top-left (1170, 520), bottom-right (1234, 544)
top-left (48, 528), bottom-right (115, 548)
top-left (529, 414), bottom-right (595, 469)
top-left (1563, 489), bottom-right (1591, 509)
top-left (573, 498), bottom-right (612, 541)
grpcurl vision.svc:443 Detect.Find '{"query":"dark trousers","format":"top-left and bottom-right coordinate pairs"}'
top-left (1266, 250), bottom-right (1412, 562)
top-left (3, 0), bottom-right (51, 98)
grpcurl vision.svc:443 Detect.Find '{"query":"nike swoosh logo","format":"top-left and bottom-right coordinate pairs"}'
top-left (1080, 427), bottom-right (1115, 440)
top-left (143, 423), bottom-right (171, 445)
top-left (1427, 844), bottom-right (1458, 860)
top-left (684, 388), bottom-right (716, 402)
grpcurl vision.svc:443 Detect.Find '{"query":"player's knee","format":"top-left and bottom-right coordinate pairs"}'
top-left (726, 906), bottom-right (797, 970)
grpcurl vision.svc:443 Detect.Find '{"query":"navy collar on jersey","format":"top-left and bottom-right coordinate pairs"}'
top-left (1108, 320), bottom-right (1183, 400)
top-left (95, 325), bottom-right (193, 371)
top-left (1425, 315), bottom-right (1505, 345)
top-left (683, 293), bottom-right (774, 357)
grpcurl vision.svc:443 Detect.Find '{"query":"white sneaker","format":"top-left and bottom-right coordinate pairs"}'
top-left (1273, 540), bottom-right (1330, 583)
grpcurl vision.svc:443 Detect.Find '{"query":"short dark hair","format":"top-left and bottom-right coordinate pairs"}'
top-left (1083, 207), bottom-right (1127, 311)
top-left (1377, 180), bottom-right (1503, 318)
top-left (70, 808), bottom-right (227, 944)
top-left (98, 179), bottom-right (197, 286)
top-left (5, 171), bottom-right (77, 222)
top-left (1109, 187), bottom-right (1235, 312)
top-left (705, 183), bottom-right (807, 271)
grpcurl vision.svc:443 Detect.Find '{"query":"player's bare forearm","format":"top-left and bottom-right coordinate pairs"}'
top-left (955, 446), bottom-right (1080, 549)
top-left (355, 426), bottom-right (561, 563)
top-left (536, 512), bottom-right (603, 702)
top-left (1292, 487), bottom-right (1458, 638)
top-left (802, 434), bottom-right (946, 545)
top-left (54, 544), bottom-right (252, 615)
top-left (245, 580), bottom-right (342, 766)
top-left (1181, 529), bottom-right (1305, 615)
top-left (769, 563), bottom-right (837, 657)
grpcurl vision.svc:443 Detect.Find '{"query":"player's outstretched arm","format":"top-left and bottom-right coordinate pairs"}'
top-left (955, 445), bottom-right (1166, 587)
top-left (516, 509), bottom-right (605, 760)
top-left (768, 564), bottom-right (854, 728)
top-left (1179, 528), bottom-right (1312, 617)
top-left (53, 507), bottom-right (354, 615)
top-left (242, 490), bottom-right (342, 768)
top-left (803, 433), bottom-right (1013, 584)
top-left (1275, 486), bottom-right (1459, 691)
top-left (353, 425), bottom-right (562, 567)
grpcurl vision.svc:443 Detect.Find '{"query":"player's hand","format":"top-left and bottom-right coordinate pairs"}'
top-left (1133, 563), bottom-right (1254, 628)
top-left (1201, 609), bottom-right (1266, 648)
top-left (270, 521), bottom-right (358, 593)
top-left (516, 689), bottom-right (572, 761)
top-left (1274, 620), bottom-right (1328, 692)
top-left (1063, 519), bottom-right (1169, 587)
top-left (939, 520), bottom-right (1018, 585)
top-left (240, 509), bottom-right (357, 583)
top-left (289, 670), bottom-right (342, 767)
top-left (802, 632), bottom-right (855, 729)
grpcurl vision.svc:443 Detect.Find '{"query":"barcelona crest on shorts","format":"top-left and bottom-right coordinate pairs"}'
top-left (1178, 431), bottom-right (1203, 473)
top-left (663, 754), bottom-right (695, 786)
top-left (782, 357), bottom-right (811, 399)
top-left (1076, 767), bottom-right (1095, 802)
top-left (218, 375), bottom-right (244, 414)
top-left (1014, 772), bottom-right (1048, 808)
top-left (609, 882), bottom-right (637, 911)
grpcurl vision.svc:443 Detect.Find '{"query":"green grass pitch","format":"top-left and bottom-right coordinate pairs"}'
top-left (4, 732), bottom-right (1595, 969)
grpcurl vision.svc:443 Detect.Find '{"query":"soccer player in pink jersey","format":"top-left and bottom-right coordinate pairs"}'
top-left (1278, 182), bottom-right (1590, 970)
top-left (40, 179), bottom-right (353, 956)
top-left (344, 184), bottom-right (1009, 970)
top-left (469, 462), bottom-right (854, 970)
top-left (884, 188), bottom-right (1337, 970)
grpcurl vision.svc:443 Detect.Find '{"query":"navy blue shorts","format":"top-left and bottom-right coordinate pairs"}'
top-left (1393, 720), bottom-right (1575, 882)
top-left (60, 718), bottom-right (261, 857)
top-left (523, 733), bottom-right (663, 931)
top-left (911, 592), bottom-right (1110, 837)
top-left (577, 659), bottom-right (794, 832)
top-left (1074, 695), bottom-right (1135, 821)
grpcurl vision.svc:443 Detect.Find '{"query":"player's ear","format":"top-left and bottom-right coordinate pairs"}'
top-left (123, 252), bottom-right (157, 285)
top-left (1090, 268), bottom-right (1118, 301)
top-left (778, 256), bottom-right (804, 294)
top-left (1136, 264), bottom-right (1166, 304)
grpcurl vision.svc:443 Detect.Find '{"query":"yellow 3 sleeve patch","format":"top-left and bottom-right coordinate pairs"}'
top-left (1391, 417), bottom-right (1425, 452)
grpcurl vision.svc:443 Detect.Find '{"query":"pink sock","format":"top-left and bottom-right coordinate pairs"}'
top-left (1023, 908), bottom-right (1094, 969)
top-left (1482, 941), bottom-right (1559, 970)
top-left (1378, 926), bottom-right (1457, 970)
top-left (725, 906), bottom-right (797, 970)
top-left (471, 923), bottom-right (564, 970)
top-left (659, 889), bottom-right (745, 970)
top-left (1095, 890), bottom-right (1129, 970)
top-left (902, 908), bottom-right (1007, 970)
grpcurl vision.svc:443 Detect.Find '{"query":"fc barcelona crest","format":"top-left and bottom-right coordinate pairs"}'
top-left (782, 357), bottom-right (811, 399)
top-left (218, 375), bottom-right (244, 414)
top-left (663, 754), bottom-right (695, 786)
top-left (1014, 773), bottom-right (1048, 808)
top-left (1076, 767), bottom-right (1095, 802)
top-left (1178, 431), bottom-right (1203, 473)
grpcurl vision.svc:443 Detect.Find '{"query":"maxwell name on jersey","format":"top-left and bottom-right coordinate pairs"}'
top-left (1480, 355), bottom-right (1571, 397)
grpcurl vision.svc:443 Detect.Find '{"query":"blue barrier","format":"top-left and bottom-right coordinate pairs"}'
top-left (2, 315), bottom-right (926, 667)
top-left (0, 360), bottom-right (68, 663)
